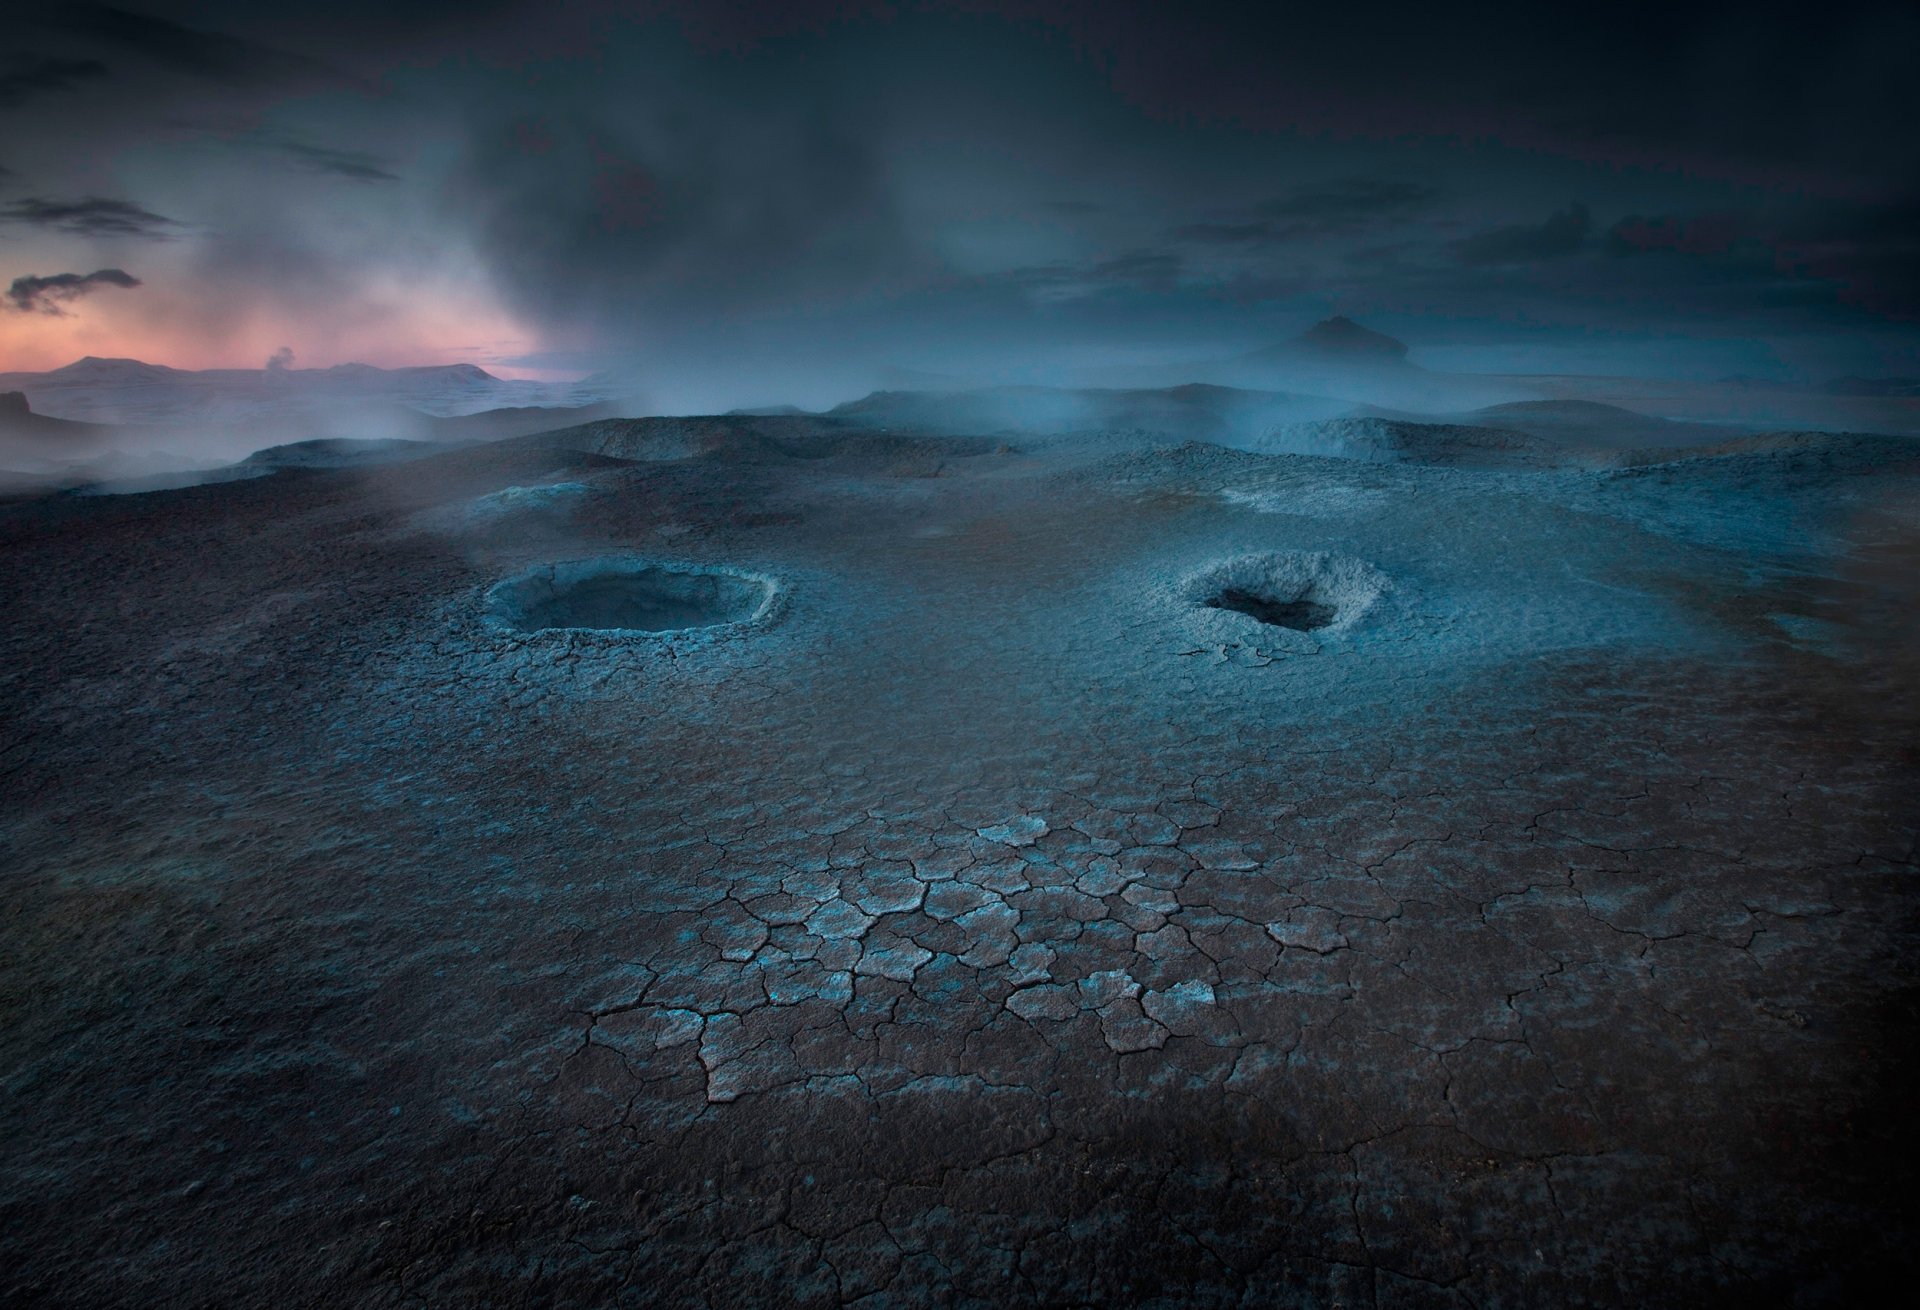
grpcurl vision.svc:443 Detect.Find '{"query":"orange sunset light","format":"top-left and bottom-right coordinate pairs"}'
top-left (0, 282), bottom-right (551, 378)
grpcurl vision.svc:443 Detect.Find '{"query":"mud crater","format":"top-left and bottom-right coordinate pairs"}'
top-left (1206, 586), bottom-right (1337, 631)
top-left (488, 560), bottom-right (774, 634)
top-left (1183, 550), bottom-right (1390, 643)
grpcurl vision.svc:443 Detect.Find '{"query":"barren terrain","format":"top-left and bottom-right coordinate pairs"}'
top-left (3, 412), bottom-right (1918, 1306)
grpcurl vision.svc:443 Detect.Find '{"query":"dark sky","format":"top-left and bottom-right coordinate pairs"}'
top-left (2, 1), bottom-right (1916, 402)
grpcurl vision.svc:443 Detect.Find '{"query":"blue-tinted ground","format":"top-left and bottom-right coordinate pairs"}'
top-left (2, 416), bottom-right (1918, 1306)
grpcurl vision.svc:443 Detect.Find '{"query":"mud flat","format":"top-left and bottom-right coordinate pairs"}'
top-left (2, 414), bottom-right (1918, 1306)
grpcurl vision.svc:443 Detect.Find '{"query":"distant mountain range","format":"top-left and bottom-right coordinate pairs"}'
top-left (0, 356), bottom-right (604, 426)
top-left (0, 373), bottom-right (621, 491)
top-left (4, 318), bottom-right (1916, 483)
top-left (22, 356), bottom-right (502, 386)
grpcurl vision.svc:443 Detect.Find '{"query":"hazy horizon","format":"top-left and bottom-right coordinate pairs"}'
top-left (1, 2), bottom-right (1915, 405)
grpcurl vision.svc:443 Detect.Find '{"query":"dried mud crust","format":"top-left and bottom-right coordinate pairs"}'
top-left (1, 428), bottom-right (1917, 1308)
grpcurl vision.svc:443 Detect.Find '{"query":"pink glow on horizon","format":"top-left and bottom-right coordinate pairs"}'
top-left (0, 289), bottom-right (571, 379)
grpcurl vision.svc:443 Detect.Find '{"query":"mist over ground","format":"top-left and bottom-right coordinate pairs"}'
top-left (4, 6), bottom-right (1919, 1309)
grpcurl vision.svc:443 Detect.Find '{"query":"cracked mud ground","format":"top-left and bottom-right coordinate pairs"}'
top-left (3, 420), bottom-right (1919, 1307)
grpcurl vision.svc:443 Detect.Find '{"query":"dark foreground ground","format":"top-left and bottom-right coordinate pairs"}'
top-left (3, 417), bottom-right (1919, 1306)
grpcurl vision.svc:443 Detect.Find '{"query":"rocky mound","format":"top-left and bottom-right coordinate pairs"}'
top-left (0, 391), bottom-right (109, 439)
top-left (829, 383), bottom-right (1347, 443)
top-left (242, 438), bottom-right (446, 469)
top-left (1465, 399), bottom-right (1732, 448)
top-left (1604, 430), bottom-right (1920, 478)
top-left (1234, 417), bottom-right (1566, 469)
top-left (523, 414), bottom-right (1005, 467)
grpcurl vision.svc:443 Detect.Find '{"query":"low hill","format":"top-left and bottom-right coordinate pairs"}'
top-left (1229, 417), bottom-right (1565, 469)
top-left (1461, 399), bottom-right (1737, 448)
top-left (0, 390), bottom-right (111, 440)
top-left (0, 391), bottom-right (120, 481)
top-left (828, 383), bottom-right (1350, 443)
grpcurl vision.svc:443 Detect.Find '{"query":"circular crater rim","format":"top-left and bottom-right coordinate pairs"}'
top-left (484, 557), bottom-right (781, 637)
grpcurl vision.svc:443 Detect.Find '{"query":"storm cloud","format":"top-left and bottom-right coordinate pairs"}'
top-left (0, 196), bottom-right (179, 238)
top-left (254, 139), bottom-right (399, 182)
top-left (0, 1), bottom-right (1911, 383)
top-left (991, 250), bottom-right (1186, 302)
top-left (0, 54), bottom-right (110, 109)
top-left (1454, 204), bottom-right (1594, 265)
top-left (1261, 180), bottom-right (1441, 223)
top-left (1595, 198), bottom-right (1920, 320)
top-left (51, 3), bottom-right (328, 84)
top-left (6, 267), bottom-right (142, 314)
top-left (448, 54), bottom-right (918, 338)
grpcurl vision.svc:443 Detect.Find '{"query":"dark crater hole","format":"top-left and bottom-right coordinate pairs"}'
top-left (500, 565), bottom-right (771, 634)
top-left (1206, 586), bottom-right (1337, 632)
